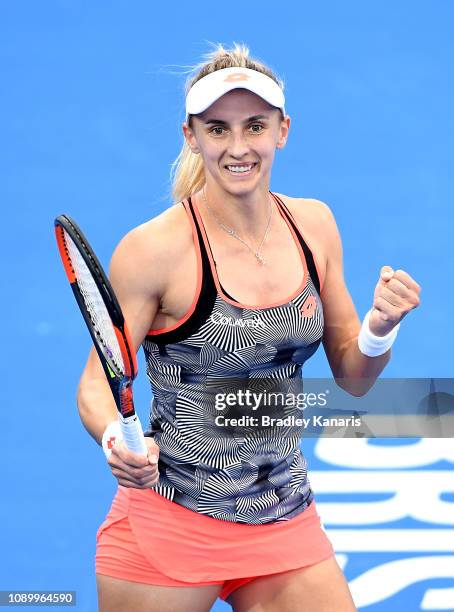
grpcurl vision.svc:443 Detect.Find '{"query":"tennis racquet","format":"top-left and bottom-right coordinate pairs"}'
top-left (54, 214), bottom-right (147, 456)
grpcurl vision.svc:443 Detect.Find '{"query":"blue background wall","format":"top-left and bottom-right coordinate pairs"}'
top-left (2, 1), bottom-right (453, 609)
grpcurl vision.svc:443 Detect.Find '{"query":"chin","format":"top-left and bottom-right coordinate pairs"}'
top-left (220, 171), bottom-right (269, 193)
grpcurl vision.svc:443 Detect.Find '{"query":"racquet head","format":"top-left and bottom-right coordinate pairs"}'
top-left (54, 214), bottom-right (138, 417)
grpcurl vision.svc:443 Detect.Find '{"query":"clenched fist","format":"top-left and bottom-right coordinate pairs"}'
top-left (369, 266), bottom-right (421, 336)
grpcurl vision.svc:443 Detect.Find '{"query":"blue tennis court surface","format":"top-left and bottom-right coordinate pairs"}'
top-left (2, 1), bottom-right (453, 609)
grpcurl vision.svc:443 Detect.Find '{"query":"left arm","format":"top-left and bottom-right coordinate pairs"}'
top-left (306, 199), bottom-right (421, 396)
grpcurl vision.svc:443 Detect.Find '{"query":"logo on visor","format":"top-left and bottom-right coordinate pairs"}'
top-left (224, 73), bottom-right (250, 83)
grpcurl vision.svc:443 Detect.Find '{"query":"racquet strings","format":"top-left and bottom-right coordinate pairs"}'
top-left (64, 228), bottom-right (125, 377)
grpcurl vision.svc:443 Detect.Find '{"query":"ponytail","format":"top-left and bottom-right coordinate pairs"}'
top-left (169, 140), bottom-right (205, 204)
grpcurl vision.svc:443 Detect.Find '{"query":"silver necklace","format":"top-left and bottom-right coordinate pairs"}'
top-left (201, 187), bottom-right (273, 265)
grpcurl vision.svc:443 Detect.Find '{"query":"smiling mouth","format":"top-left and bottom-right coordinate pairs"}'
top-left (224, 163), bottom-right (258, 175)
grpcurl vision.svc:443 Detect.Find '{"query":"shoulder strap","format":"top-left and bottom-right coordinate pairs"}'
top-left (270, 193), bottom-right (321, 295)
top-left (186, 197), bottom-right (237, 301)
top-left (147, 199), bottom-right (217, 345)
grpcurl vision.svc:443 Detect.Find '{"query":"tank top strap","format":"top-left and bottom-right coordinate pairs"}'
top-left (270, 192), bottom-right (321, 296)
top-left (146, 199), bottom-right (217, 345)
top-left (185, 196), bottom-right (237, 301)
top-left (184, 197), bottom-right (209, 261)
top-left (182, 197), bottom-right (220, 297)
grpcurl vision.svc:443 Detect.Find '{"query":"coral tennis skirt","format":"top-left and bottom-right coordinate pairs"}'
top-left (95, 486), bottom-right (334, 602)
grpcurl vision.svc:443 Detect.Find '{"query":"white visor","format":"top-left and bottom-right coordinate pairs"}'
top-left (185, 67), bottom-right (286, 118)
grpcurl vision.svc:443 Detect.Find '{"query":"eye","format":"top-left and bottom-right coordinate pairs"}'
top-left (249, 123), bottom-right (264, 133)
top-left (209, 126), bottom-right (226, 136)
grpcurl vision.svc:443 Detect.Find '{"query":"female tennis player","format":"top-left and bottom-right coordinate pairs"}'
top-left (78, 43), bottom-right (421, 611)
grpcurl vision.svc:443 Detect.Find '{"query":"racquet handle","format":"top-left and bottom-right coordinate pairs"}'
top-left (119, 413), bottom-right (148, 456)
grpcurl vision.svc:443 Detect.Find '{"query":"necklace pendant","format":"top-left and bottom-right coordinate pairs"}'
top-left (202, 187), bottom-right (272, 267)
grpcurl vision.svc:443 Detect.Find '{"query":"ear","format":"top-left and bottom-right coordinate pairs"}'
top-left (276, 115), bottom-right (290, 149)
top-left (182, 121), bottom-right (200, 154)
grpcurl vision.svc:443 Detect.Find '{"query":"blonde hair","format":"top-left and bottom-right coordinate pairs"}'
top-left (169, 42), bottom-right (285, 204)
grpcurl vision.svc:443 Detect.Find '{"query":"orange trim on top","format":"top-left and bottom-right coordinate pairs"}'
top-left (191, 192), bottom-right (308, 311)
top-left (55, 226), bottom-right (76, 284)
top-left (272, 194), bottom-right (325, 294)
top-left (147, 200), bottom-right (203, 336)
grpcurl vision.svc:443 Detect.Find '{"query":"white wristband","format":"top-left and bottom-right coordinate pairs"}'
top-left (357, 309), bottom-right (400, 357)
top-left (102, 420), bottom-right (123, 458)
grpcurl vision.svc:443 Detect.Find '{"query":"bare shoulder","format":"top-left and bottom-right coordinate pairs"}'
top-left (272, 193), bottom-right (343, 292)
top-left (109, 201), bottom-right (192, 299)
top-left (119, 201), bottom-right (191, 252)
top-left (273, 192), bottom-right (336, 227)
top-left (273, 192), bottom-right (339, 264)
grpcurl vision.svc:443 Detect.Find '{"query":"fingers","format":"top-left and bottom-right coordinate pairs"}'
top-left (108, 439), bottom-right (160, 489)
top-left (374, 266), bottom-right (421, 320)
top-left (114, 467), bottom-right (159, 488)
top-left (371, 298), bottom-right (401, 325)
top-left (145, 437), bottom-right (160, 465)
top-left (380, 266), bottom-right (394, 282)
top-left (376, 276), bottom-right (421, 309)
top-left (111, 440), bottom-right (149, 468)
top-left (379, 267), bottom-right (422, 297)
top-left (393, 269), bottom-right (422, 295)
top-left (378, 284), bottom-right (406, 309)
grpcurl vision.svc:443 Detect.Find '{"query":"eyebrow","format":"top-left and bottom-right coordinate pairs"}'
top-left (203, 114), bottom-right (270, 125)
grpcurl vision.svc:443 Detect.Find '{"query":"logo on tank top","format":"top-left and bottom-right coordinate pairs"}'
top-left (210, 312), bottom-right (266, 329)
top-left (300, 295), bottom-right (317, 318)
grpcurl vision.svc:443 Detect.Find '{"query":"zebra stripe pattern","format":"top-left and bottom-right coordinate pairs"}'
top-left (142, 268), bottom-right (324, 524)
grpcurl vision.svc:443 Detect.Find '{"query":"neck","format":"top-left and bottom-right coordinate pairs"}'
top-left (198, 182), bottom-right (273, 237)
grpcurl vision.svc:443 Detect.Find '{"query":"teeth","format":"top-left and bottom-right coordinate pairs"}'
top-left (227, 164), bottom-right (254, 173)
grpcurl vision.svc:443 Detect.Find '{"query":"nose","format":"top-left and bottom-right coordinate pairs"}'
top-left (226, 130), bottom-right (250, 159)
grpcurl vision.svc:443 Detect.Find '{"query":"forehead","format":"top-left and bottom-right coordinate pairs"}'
top-left (198, 89), bottom-right (277, 122)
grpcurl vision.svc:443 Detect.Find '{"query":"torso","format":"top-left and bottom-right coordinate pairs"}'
top-left (141, 192), bottom-right (325, 522)
top-left (149, 193), bottom-right (327, 331)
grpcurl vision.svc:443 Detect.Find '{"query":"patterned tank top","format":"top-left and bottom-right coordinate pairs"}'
top-left (142, 192), bottom-right (324, 524)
